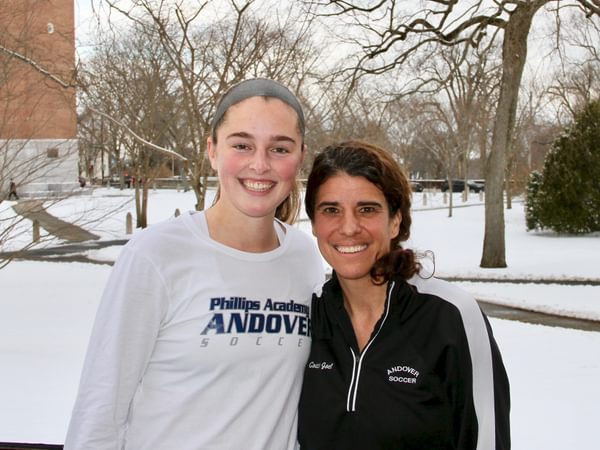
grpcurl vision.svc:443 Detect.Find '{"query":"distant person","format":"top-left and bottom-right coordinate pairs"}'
top-left (65, 78), bottom-right (325, 450)
top-left (298, 141), bottom-right (510, 449)
top-left (8, 179), bottom-right (18, 200)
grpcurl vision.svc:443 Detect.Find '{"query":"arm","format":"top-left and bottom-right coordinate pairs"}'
top-left (409, 277), bottom-right (510, 449)
top-left (64, 244), bottom-right (168, 449)
top-left (447, 308), bottom-right (510, 450)
top-left (485, 315), bottom-right (511, 449)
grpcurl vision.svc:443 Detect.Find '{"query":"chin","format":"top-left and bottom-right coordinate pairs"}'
top-left (333, 269), bottom-right (372, 282)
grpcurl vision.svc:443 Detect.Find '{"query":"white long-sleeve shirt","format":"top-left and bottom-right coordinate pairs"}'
top-left (65, 211), bottom-right (325, 450)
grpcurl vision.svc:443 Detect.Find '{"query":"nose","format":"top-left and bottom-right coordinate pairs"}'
top-left (249, 149), bottom-right (270, 174)
top-left (339, 211), bottom-right (360, 235)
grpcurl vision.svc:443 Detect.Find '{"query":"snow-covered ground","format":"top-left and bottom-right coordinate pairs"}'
top-left (1, 187), bottom-right (599, 448)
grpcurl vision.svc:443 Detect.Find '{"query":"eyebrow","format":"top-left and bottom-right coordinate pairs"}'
top-left (225, 131), bottom-right (297, 144)
top-left (316, 201), bottom-right (339, 209)
top-left (316, 200), bottom-right (384, 208)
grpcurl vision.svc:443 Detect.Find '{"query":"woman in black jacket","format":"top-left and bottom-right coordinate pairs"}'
top-left (298, 141), bottom-right (510, 449)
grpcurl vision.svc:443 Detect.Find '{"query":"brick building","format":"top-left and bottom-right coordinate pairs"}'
top-left (1, 0), bottom-right (78, 196)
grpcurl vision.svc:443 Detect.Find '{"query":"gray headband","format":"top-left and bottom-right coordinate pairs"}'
top-left (211, 78), bottom-right (305, 137)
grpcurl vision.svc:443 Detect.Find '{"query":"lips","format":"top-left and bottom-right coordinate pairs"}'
top-left (334, 244), bottom-right (368, 254)
top-left (242, 179), bottom-right (275, 192)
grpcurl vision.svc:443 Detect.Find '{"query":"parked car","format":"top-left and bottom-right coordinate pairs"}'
top-left (470, 180), bottom-right (485, 192)
top-left (410, 181), bottom-right (424, 192)
top-left (441, 179), bottom-right (485, 193)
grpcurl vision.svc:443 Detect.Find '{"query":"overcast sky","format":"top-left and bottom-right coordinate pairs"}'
top-left (72, 0), bottom-right (594, 101)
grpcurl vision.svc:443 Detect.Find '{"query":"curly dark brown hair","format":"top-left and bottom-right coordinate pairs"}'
top-left (305, 140), bottom-right (421, 283)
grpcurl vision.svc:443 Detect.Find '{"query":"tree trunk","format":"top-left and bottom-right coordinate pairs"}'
top-left (480, 1), bottom-right (545, 268)
top-left (135, 176), bottom-right (142, 228)
top-left (506, 155), bottom-right (514, 210)
top-left (140, 181), bottom-right (148, 229)
top-left (191, 171), bottom-right (206, 211)
top-left (192, 151), bottom-right (208, 211)
top-left (447, 174), bottom-right (453, 218)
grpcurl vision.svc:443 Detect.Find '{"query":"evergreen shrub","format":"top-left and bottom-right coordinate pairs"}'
top-left (525, 170), bottom-right (543, 231)
top-left (525, 100), bottom-right (600, 233)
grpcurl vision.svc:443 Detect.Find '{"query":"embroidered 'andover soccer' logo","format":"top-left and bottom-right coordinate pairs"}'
top-left (387, 365), bottom-right (420, 384)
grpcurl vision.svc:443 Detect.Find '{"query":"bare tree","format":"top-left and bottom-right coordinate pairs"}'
top-left (503, 80), bottom-right (551, 209)
top-left (548, 60), bottom-right (600, 124)
top-left (94, 0), bottom-right (324, 211)
top-left (80, 23), bottom-right (184, 228)
top-left (546, 12), bottom-right (600, 124)
top-left (1, 1), bottom-right (78, 195)
top-left (381, 96), bottom-right (424, 175)
top-left (0, 0), bottom-right (81, 267)
top-left (415, 100), bottom-right (462, 217)
top-left (380, 41), bottom-right (501, 216)
top-left (427, 42), bottom-right (501, 176)
top-left (303, 0), bottom-right (600, 268)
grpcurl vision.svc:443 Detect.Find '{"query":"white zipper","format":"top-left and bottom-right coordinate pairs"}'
top-left (345, 281), bottom-right (395, 412)
top-left (346, 348), bottom-right (358, 411)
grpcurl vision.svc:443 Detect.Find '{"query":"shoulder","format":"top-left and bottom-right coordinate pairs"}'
top-left (281, 222), bottom-right (315, 244)
top-left (407, 275), bottom-right (478, 311)
top-left (405, 275), bottom-right (489, 338)
top-left (281, 223), bottom-right (322, 259)
top-left (312, 277), bottom-right (340, 309)
top-left (309, 280), bottom-right (338, 338)
top-left (120, 213), bottom-right (196, 261)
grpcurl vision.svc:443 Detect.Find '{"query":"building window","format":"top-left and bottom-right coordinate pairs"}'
top-left (47, 147), bottom-right (59, 158)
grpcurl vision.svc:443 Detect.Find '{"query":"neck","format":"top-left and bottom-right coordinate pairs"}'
top-left (205, 205), bottom-right (280, 252)
top-left (339, 277), bottom-right (388, 318)
top-left (338, 277), bottom-right (389, 352)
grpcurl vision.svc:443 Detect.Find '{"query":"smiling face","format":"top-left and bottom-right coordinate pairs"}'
top-left (207, 96), bottom-right (304, 221)
top-left (312, 173), bottom-right (401, 284)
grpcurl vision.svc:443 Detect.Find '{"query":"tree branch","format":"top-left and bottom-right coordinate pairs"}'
top-left (0, 45), bottom-right (75, 89)
top-left (88, 106), bottom-right (188, 161)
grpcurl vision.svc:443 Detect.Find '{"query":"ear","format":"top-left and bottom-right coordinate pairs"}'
top-left (207, 136), bottom-right (218, 171)
top-left (390, 211), bottom-right (401, 240)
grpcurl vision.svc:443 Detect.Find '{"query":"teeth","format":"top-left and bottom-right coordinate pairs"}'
top-left (243, 180), bottom-right (274, 192)
top-left (335, 244), bottom-right (367, 254)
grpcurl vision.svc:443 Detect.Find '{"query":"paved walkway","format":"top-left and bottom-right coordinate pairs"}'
top-left (12, 200), bottom-right (99, 242)
top-left (0, 239), bottom-right (127, 266)
top-left (478, 301), bottom-right (600, 332)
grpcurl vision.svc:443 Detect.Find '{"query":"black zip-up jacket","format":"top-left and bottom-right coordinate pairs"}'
top-left (298, 274), bottom-right (510, 450)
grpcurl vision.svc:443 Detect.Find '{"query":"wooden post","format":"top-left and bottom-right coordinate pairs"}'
top-left (126, 212), bottom-right (133, 234)
top-left (32, 220), bottom-right (40, 242)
